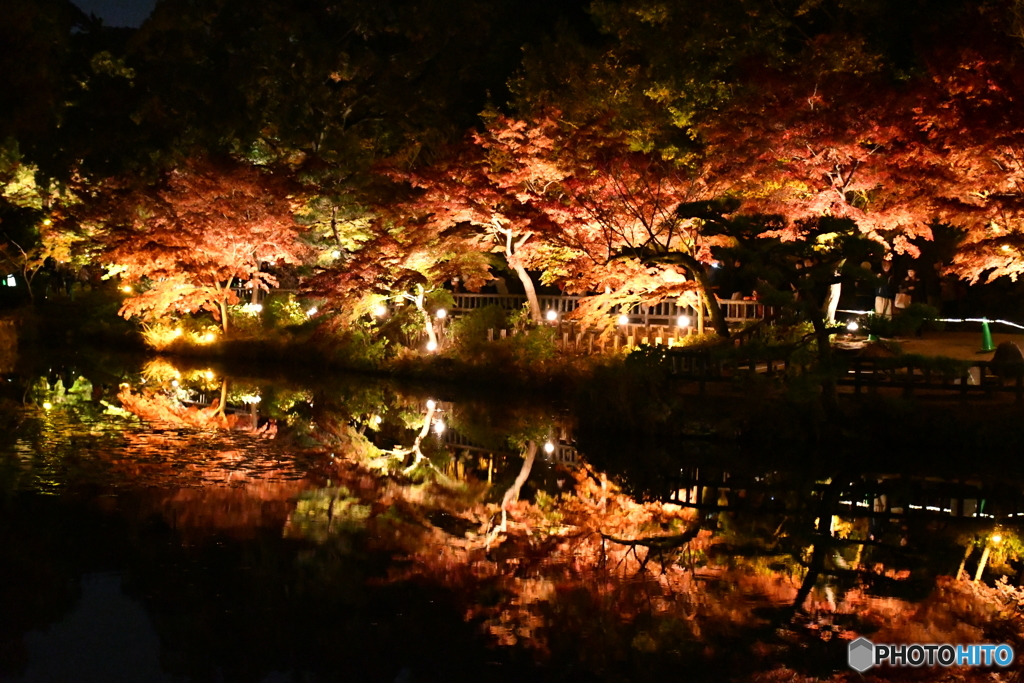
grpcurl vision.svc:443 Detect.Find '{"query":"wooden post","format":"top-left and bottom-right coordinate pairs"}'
top-left (500, 329), bottom-right (507, 339)
top-left (487, 328), bottom-right (494, 342)
top-left (697, 297), bottom-right (705, 335)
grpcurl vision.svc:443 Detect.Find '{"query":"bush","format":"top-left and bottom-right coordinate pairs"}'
top-left (865, 304), bottom-right (942, 338)
top-left (263, 291), bottom-right (308, 328)
top-left (448, 305), bottom-right (508, 347)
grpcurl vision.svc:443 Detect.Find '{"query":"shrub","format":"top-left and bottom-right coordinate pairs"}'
top-left (448, 305), bottom-right (508, 347)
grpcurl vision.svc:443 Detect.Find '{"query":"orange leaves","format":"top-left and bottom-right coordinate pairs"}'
top-left (86, 157), bottom-right (307, 326)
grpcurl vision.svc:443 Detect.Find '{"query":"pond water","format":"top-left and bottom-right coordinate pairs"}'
top-left (1, 350), bottom-right (1023, 682)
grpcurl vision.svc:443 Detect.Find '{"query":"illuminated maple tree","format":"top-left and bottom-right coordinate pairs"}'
top-left (84, 158), bottom-right (307, 333)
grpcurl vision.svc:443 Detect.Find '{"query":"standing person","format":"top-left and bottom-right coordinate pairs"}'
top-left (874, 261), bottom-right (894, 317)
top-left (895, 269), bottom-right (920, 311)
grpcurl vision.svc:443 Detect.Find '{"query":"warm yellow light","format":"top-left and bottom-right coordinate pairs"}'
top-left (201, 333), bottom-right (216, 343)
top-left (204, 371), bottom-right (214, 380)
top-left (545, 310), bottom-right (558, 322)
top-left (435, 308), bottom-right (447, 320)
top-left (992, 533), bottom-right (1003, 543)
top-left (42, 402), bottom-right (52, 410)
top-left (372, 414), bottom-right (382, 425)
top-left (544, 441), bottom-right (555, 454)
top-left (617, 314), bottom-right (630, 326)
top-left (306, 307), bottom-right (318, 317)
top-left (42, 219), bottom-right (52, 226)
top-left (1002, 245), bottom-right (1012, 252)
top-left (676, 315), bottom-right (690, 327)
top-left (426, 399), bottom-right (436, 410)
top-left (171, 379), bottom-right (179, 387)
top-left (121, 285), bottom-right (133, 293)
top-left (172, 328), bottom-right (183, 338)
top-left (426, 340), bottom-right (438, 352)
top-left (433, 419), bottom-right (446, 435)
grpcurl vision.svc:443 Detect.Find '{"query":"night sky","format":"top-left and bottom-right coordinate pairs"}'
top-left (71, 0), bottom-right (157, 28)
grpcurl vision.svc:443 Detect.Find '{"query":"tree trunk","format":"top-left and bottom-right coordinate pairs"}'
top-left (414, 285), bottom-right (438, 349)
top-left (808, 307), bottom-right (840, 422)
top-left (670, 253), bottom-right (729, 337)
top-left (502, 441), bottom-right (538, 511)
top-left (512, 263), bottom-right (542, 323)
top-left (404, 399), bottom-right (437, 471)
top-left (823, 259), bottom-right (846, 324)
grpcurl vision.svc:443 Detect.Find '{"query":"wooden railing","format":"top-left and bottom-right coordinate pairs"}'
top-left (450, 293), bottom-right (771, 324)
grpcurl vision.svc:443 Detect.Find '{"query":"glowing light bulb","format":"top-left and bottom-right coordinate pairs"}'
top-left (426, 399), bottom-right (436, 410)
top-left (435, 308), bottom-right (447, 320)
top-left (373, 415), bottom-right (382, 425)
top-left (204, 371), bottom-right (214, 380)
top-left (121, 285), bottom-right (133, 293)
top-left (544, 441), bottom-right (555, 454)
top-left (330, 249), bottom-right (341, 259)
top-left (1002, 245), bottom-right (1012, 252)
top-left (42, 402), bottom-right (52, 410)
top-left (202, 333), bottom-right (216, 343)
top-left (426, 340), bottom-right (438, 352)
top-left (676, 315), bottom-right (690, 327)
top-left (545, 310), bottom-right (558, 322)
top-left (617, 314), bottom-right (629, 326)
top-left (306, 307), bottom-right (318, 317)
top-left (433, 419), bottom-right (446, 435)
top-left (42, 219), bottom-right (52, 226)
top-left (171, 380), bottom-right (179, 387)
top-left (847, 321), bottom-right (859, 332)
top-left (373, 304), bottom-right (388, 318)
top-left (992, 533), bottom-right (1003, 543)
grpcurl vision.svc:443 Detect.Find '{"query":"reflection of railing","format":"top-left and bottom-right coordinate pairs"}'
top-left (664, 467), bottom-right (1022, 522)
top-left (664, 351), bottom-right (1024, 401)
top-left (443, 428), bottom-right (578, 465)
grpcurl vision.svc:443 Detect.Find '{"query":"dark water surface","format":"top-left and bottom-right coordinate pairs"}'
top-left (2, 351), bottom-right (1024, 682)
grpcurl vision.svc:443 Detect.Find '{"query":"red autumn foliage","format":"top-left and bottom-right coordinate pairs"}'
top-left (83, 158), bottom-right (308, 331)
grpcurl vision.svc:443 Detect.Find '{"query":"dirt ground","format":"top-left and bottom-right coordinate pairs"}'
top-left (876, 329), bottom-right (1024, 360)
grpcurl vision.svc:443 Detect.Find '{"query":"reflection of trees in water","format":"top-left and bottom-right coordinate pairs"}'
top-left (7, 358), bottom-right (1024, 679)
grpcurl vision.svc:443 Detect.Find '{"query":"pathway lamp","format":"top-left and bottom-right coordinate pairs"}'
top-left (677, 315), bottom-right (691, 328)
top-left (426, 340), bottom-right (438, 352)
top-left (545, 310), bottom-right (558, 322)
top-left (847, 321), bottom-right (859, 332)
top-left (433, 419), bottom-right (446, 435)
top-left (435, 308), bottom-right (447, 320)
top-left (543, 441), bottom-right (555, 454)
